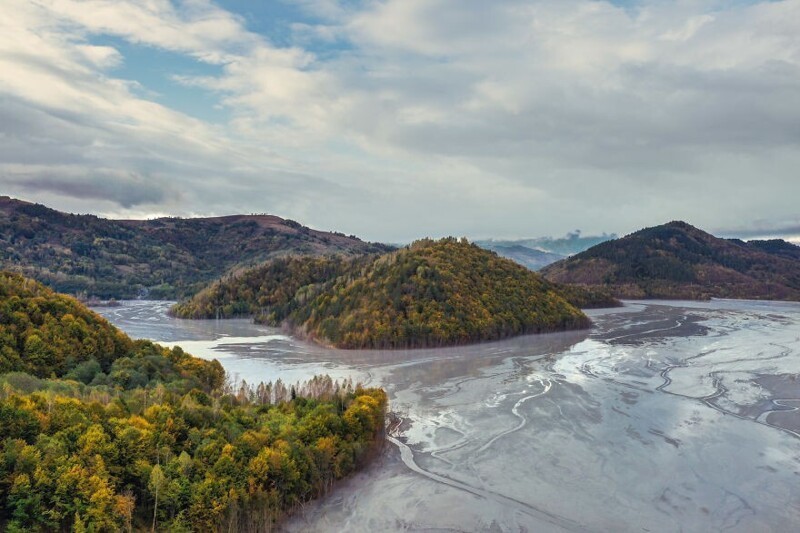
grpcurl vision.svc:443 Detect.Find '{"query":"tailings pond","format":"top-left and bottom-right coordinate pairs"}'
top-left (94, 299), bottom-right (800, 532)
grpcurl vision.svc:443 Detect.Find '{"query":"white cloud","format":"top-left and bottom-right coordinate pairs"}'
top-left (39, 0), bottom-right (258, 63)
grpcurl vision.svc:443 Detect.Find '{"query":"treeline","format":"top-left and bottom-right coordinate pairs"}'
top-left (0, 272), bottom-right (387, 531)
top-left (174, 238), bottom-right (601, 349)
top-left (0, 376), bottom-right (386, 532)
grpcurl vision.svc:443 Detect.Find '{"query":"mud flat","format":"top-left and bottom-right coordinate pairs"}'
top-left (96, 299), bottom-right (800, 532)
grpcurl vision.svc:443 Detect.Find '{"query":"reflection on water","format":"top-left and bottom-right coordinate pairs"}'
top-left (95, 299), bottom-right (800, 532)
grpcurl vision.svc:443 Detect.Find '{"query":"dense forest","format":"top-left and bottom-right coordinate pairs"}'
top-left (550, 283), bottom-right (622, 310)
top-left (542, 221), bottom-right (800, 300)
top-left (171, 255), bottom-right (366, 321)
top-left (173, 239), bottom-right (608, 349)
top-left (0, 272), bottom-right (387, 531)
top-left (0, 196), bottom-right (391, 300)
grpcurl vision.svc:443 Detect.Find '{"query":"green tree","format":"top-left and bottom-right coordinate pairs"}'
top-left (149, 464), bottom-right (166, 532)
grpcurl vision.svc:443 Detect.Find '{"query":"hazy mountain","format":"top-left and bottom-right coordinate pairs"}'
top-left (541, 221), bottom-right (800, 301)
top-left (474, 243), bottom-right (566, 271)
top-left (516, 231), bottom-right (617, 256)
top-left (475, 231), bottom-right (615, 271)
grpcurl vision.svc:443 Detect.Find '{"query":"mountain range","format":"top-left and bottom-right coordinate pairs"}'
top-left (3, 196), bottom-right (798, 304)
top-left (475, 232), bottom-right (615, 271)
top-left (0, 196), bottom-right (391, 299)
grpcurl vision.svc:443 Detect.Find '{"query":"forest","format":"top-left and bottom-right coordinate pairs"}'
top-left (542, 221), bottom-right (800, 300)
top-left (170, 255), bottom-right (367, 321)
top-left (0, 272), bottom-right (387, 531)
top-left (173, 239), bottom-right (609, 349)
top-left (0, 196), bottom-right (391, 300)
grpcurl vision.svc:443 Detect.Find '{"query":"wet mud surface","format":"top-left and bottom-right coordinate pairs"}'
top-left (96, 299), bottom-right (800, 532)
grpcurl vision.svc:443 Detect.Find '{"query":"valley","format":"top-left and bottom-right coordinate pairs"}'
top-left (3, 1), bottom-right (798, 529)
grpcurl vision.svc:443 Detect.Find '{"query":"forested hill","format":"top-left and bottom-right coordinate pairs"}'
top-left (172, 239), bottom-right (609, 349)
top-left (0, 270), bottom-right (224, 386)
top-left (541, 221), bottom-right (800, 301)
top-left (0, 196), bottom-right (392, 299)
top-left (0, 271), bottom-right (387, 531)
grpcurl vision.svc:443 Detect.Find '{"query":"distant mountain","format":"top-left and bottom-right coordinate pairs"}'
top-left (475, 232), bottom-right (615, 271)
top-left (0, 196), bottom-right (392, 299)
top-left (172, 238), bottom-right (616, 349)
top-left (541, 221), bottom-right (800, 301)
top-left (475, 243), bottom-right (566, 271)
top-left (518, 231), bottom-right (617, 256)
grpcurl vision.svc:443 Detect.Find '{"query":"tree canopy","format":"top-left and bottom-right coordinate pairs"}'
top-left (174, 238), bottom-right (600, 349)
top-left (0, 272), bottom-right (387, 531)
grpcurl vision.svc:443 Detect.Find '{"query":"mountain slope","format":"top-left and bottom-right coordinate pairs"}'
top-left (541, 221), bottom-right (800, 300)
top-left (746, 239), bottom-right (800, 261)
top-left (289, 239), bottom-right (591, 348)
top-left (0, 196), bottom-right (391, 299)
top-left (173, 239), bottom-right (600, 349)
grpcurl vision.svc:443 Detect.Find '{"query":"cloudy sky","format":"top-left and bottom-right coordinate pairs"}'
top-left (1, 0), bottom-right (799, 242)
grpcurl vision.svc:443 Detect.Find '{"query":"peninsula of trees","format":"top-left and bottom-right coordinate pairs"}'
top-left (0, 272), bottom-right (387, 531)
top-left (0, 196), bottom-right (391, 300)
top-left (541, 221), bottom-right (800, 301)
top-left (172, 238), bottom-right (615, 349)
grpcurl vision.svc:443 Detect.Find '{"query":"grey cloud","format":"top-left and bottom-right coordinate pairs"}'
top-left (7, 171), bottom-right (168, 207)
top-left (331, 57), bottom-right (800, 176)
top-left (717, 220), bottom-right (800, 240)
top-left (0, 88), bottom-right (350, 222)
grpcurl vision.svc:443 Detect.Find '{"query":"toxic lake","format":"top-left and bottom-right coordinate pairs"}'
top-left (93, 299), bottom-right (800, 532)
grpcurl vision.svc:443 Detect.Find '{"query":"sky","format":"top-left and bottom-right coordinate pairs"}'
top-left (1, 0), bottom-right (799, 243)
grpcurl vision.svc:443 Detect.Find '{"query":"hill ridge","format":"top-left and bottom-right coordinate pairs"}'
top-left (0, 196), bottom-right (391, 299)
top-left (541, 221), bottom-right (800, 301)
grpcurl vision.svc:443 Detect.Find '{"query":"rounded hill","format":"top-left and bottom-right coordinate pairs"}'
top-left (541, 221), bottom-right (800, 300)
top-left (175, 239), bottom-right (593, 349)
